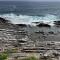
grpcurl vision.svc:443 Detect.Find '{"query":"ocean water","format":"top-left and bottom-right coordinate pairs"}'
top-left (0, 1), bottom-right (60, 25)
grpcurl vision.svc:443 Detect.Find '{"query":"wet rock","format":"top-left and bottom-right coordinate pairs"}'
top-left (35, 31), bottom-right (44, 35)
top-left (16, 24), bottom-right (27, 27)
top-left (32, 22), bottom-right (40, 24)
top-left (0, 17), bottom-right (10, 23)
top-left (48, 31), bottom-right (54, 34)
top-left (54, 21), bottom-right (60, 27)
top-left (37, 23), bottom-right (51, 27)
top-left (54, 21), bottom-right (60, 25)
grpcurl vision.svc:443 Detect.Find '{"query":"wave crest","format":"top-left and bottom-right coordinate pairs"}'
top-left (0, 13), bottom-right (58, 26)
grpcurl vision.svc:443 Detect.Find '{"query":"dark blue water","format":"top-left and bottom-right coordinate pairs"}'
top-left (0, 1), bottom-right (60, 24)
top-left (0, 1), bottom-right (60, 16)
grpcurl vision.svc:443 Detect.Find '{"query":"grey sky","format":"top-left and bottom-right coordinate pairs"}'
top-left (0, 0), bottom-right (60, 1)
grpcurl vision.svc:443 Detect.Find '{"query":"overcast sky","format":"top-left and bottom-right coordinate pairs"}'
top-left (0, 0), bottom-right (60, 1)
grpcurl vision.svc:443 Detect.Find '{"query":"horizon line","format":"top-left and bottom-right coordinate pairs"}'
top-left (0, 0), bottom-right (60, 2)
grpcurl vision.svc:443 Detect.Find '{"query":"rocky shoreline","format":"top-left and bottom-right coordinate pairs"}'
top-left (0, 17), bottom-right (60, 60)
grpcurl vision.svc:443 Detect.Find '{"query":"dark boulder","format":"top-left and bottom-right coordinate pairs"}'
top-left (54, 21), bottom-right (60, 27)
top-left (35, 31), bottom-right (44, 35)
top-left (48, 31), bottom-right (54, 34)
top-left (16, 24), bottom-right (27, 27)
top-left (0, 17), bottom-right (9, 23)
top-left (32, 22), bottom-right (40, 24)
top-left (37, 23), bottom-right (51, 27)
top-left (53, 21), bottom-right (60, 27)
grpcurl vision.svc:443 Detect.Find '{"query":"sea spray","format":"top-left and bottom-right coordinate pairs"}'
top-left (0, 13), bottom-right (59, 26)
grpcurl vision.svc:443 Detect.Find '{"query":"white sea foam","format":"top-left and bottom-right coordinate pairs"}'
top-left (0, 13), bottom-right (59, 26)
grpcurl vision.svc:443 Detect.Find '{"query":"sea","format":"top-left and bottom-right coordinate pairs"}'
top-left (0, 1), bottom-right (60, 26)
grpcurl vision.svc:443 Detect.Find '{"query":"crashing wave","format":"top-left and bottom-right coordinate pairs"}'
top-left (0, 13), bottom-right (59, 26)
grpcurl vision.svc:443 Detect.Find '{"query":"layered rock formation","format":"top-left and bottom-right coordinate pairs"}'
top-left (0, 17), bottom-right (60, 60)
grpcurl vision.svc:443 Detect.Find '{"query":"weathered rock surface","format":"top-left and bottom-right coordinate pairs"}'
top-left (0, 17), bottom-right (60, 59)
